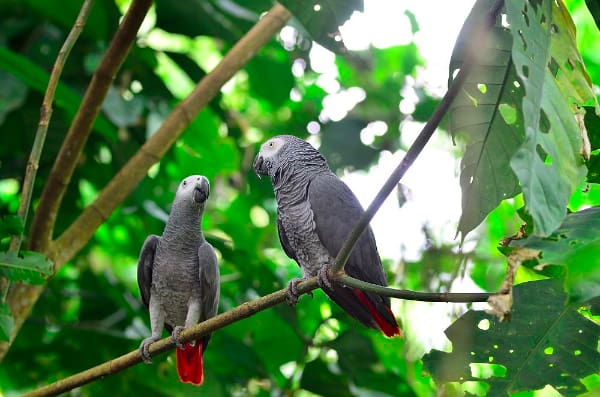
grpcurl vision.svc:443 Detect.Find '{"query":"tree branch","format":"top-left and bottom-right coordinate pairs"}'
top-left (23, 274), bottom-right (502, 396)
top-left (28, 0), bottom-right (153, 253)
top-left (50, 3), bottom-right (293, 266)
top-left (337, 275), bottom-right (494, 302)
top-left (0, 0), bottom-right (96, 357)
top-left (4, 2), bottom-right (292, 364)
top-left (330, 0), bottom-right (506, 275)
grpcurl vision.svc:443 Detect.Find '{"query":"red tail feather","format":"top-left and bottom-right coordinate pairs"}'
top-left (353, 289), bottom-right (401, 337)
top-left (176, 341), bottom-right (204, 385)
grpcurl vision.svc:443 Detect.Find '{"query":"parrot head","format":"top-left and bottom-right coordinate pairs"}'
top-left (253, 135), bottom-right (328, 181)
top-left (175, 175), bottom-right (210, 205)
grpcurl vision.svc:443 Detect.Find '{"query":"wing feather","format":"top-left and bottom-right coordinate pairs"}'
top-left (137, 235), bottom-right (160, 309)
top-left (308, 173), bottom-right (386, 286)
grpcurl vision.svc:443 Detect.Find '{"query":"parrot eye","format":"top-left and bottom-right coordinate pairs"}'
top-left (268, 141), bottom-right (274, 147)
top-left (182, 181), bottom-right (187, 186)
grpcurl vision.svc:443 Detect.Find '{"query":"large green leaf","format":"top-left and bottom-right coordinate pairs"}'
top-left (449, 0), bottom-right (525, 238)
top-left (423, 279), bottom-right (600, 396)
top-left (0, 250), bottom-right (54, 284)
top-left (510, 206), bottom-right (600, 301)
top-left (506, 0), bottom-right (594, 236)
top-left (0, 46), bottom-right (117, 141)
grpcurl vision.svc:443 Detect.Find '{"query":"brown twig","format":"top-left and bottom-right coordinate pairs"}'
top-left (28, 0), bottom-right (153, 253)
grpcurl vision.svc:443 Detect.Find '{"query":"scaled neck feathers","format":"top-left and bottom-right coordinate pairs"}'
top-left (272, 147), bottom-right (330, 207)
top-left (162, 200), bottom-right (204, 244)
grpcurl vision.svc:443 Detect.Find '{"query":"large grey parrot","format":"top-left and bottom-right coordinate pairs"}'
top-left (137, 175), bottom-right (220, 385)
top-left (253, 135), bottom-right (400, 337)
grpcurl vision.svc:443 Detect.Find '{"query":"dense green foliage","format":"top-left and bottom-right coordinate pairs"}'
top-left (0, 0), bottom-right (598, 396)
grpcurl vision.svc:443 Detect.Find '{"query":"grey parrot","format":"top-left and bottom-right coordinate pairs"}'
top-left (137, 175), bottom-right (220, 385)
top-left (253, 135), bottom-right (400, 337)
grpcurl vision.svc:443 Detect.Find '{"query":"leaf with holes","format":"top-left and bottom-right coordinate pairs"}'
top-left (510, 206), bottom-right (600, 302)
top-left (506, 0), bottom-right (596, 236)
top-left (449, 0), bottom-right (525, 238)
top-left (0, 251), bottom-right (54, 285)
top-left (423, 279), bottom-right (600, 396)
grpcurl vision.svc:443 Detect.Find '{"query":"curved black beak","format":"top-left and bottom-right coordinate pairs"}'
top-left (193, 178), bottom-right (210, 203)
top-left (253, 154), bottom-right (266, 178)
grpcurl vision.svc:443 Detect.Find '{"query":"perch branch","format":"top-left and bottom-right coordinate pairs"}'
top-left (23, 275), bottom-right (502, 396)
top-left (28, 0), bottom-right (153, 253)
top-left (330, 0), bottom-right (506, 275)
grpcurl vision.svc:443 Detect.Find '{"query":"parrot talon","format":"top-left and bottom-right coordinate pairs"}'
top-left (317, 266), bottom-right (334, 290)
top-left (139, 336), bottom-right (160, 364)
top-left (171, 326), bottom-right (185, 349)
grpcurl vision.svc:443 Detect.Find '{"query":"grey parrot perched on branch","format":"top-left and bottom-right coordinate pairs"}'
top-left (137, 175), bottom-right (220, 385)
top-left (253, 135), bottom-right (400, 337)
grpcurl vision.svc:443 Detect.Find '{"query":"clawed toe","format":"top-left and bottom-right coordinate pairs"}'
top-left (286, 279), bottom-right (301, 305)
top-left (317, 266), bottom-right (333, 290)
top-left (171, 326), bottom-right (185, 349)
top-left (139, 336), bottom-right (159, 364)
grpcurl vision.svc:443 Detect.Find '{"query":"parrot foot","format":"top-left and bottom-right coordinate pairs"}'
top-left (286, 278), bottom-right (313, 305)
top-left (139, 336), bottom-right (160, 364)
top-left (171, 326), bottom-right (185, 349)
top-left (317, 265), bottom-right (334, 290)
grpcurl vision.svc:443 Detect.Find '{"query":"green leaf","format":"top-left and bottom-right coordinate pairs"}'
top-left (301, 357), bottom-right (354, 397)
top-left (449, 0), bottom-right (525, 238)
top-left (0, 46), bottom-right (117, 141)
top-left (246, 53), bottom-right (294, 108)
top-left (423, 279), bottom-right (600, 396)
top-left (331, 330), bottom-right (414, 396)
top-left (319, 118), bottom-right (377, 172)
top-left (0, 301), bottom-right (13, 342)
top-left (511, 206), bottom-right (600, 301)
top-left (584, 0), bottom-right (600, 39)
top-left (0, 215), bottom-right (24, 240)
top-left (0, 69), bottom-right (27, 126)
top-left (279, 0), bottom-right (363, 53)
top-left (506, 0), bottom-right (594, 236)
top-left (0, 251), bottom-right (54, 284)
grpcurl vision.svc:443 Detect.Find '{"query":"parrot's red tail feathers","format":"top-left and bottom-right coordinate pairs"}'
top-left (353, 289), bottom-right (402, 338)
top-left (176, 341), bottom-right (204, 385)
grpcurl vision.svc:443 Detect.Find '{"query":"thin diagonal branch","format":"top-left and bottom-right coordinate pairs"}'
top-left (331, 0), bottom-right (506, 275)
top-left (22, 273), bottom-right (501, 396)
top-left (2, 2), bottom-right (292, 364)
top-left (50, 3), bottom-right (293, 266)
top-left (28, 0), bottom-right (153, 253)
top-left (1, 0), bottom-right (96, 302)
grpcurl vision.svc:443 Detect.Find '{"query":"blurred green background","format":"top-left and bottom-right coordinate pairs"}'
top-left (0, 0), bottom-right (598, 396)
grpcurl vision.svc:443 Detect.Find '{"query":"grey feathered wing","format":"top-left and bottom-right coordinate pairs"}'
top-left (137, 235), bottom-right (160, 310)
top-left (308, 173), bottom-right (400, 336)
top-left (198, 241), bottom-right (220, 350)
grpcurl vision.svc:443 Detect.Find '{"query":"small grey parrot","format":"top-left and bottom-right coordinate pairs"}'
top-left (137, 175), bottom-right (220, 385)
top-left (253, 135), bottom-right (400, 337)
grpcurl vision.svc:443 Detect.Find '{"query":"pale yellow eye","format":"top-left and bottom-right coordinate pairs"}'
top-left (268, 141), bottom-right (274, 147)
